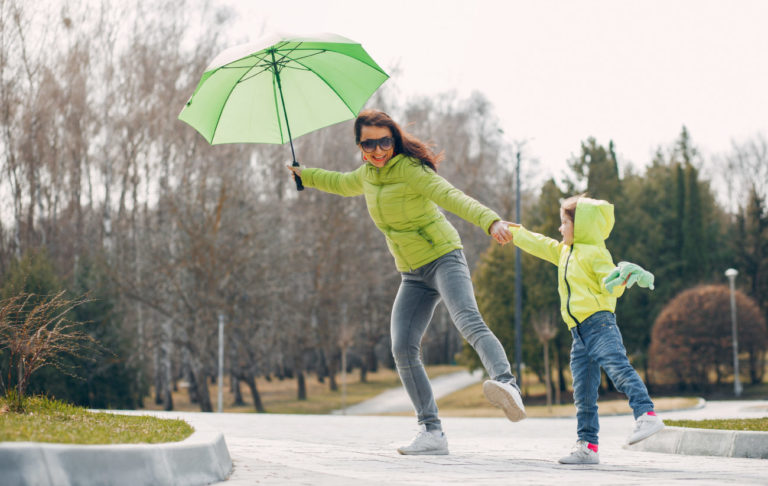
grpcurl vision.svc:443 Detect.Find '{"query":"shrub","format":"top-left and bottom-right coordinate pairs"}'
top-left (0, 291), bottom-right (96, 411)
top-left (649, 284), bottom-right (767, 390)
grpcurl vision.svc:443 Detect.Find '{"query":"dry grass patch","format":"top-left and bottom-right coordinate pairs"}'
top-left (142, 365), bottom-right (462, 415)
top-left (435, 382), bottom-right (700, 418)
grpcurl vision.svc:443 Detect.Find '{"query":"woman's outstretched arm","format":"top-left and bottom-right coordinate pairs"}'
top-left (287, 164), bottom-right (365, 196)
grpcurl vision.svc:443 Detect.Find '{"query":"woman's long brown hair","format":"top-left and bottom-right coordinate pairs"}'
top-left (354, 109), bottom-right (444, 171)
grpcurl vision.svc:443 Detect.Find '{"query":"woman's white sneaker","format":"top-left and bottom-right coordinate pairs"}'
top-left (482, 380), bottom-right (527, 422)
top-left (396, 426), bottom-right (449, 455)
top-left (627, 412), bottom-right (665, 444)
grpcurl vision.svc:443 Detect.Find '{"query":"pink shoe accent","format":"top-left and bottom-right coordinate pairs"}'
top-left (587, 443), bottom-right (598, 453)
top-left (647, 411), bottom-right (657, 416)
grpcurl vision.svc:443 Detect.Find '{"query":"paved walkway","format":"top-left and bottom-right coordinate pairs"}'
top-left (142, 399), bottom-right (768, 485)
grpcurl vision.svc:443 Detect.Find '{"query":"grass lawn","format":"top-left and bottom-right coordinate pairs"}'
top-left (665, 418), bottom-right (768, 432)
top-left (0, 396), bottom-right (194, 444)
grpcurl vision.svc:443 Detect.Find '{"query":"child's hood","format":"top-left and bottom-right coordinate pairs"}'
top-left (574, 197), bottom-right (614, 245)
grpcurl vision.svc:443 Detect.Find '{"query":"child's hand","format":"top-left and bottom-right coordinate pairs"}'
top-left (604, 261), bottom-right (655, 292)
top-left (490, 220), bottom-right (514, 245)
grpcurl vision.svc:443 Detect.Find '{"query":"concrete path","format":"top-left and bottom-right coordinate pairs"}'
top-left (334, 369), bottom-right (484, 415)
top-left (145, 399), bottom-right (768, 485)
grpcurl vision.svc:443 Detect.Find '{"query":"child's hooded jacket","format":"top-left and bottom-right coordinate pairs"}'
top-left (510, 198), bottom-right (625, 329)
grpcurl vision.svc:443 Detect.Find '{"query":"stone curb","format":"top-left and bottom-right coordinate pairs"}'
top-left (0, 429), bottom-right (232, 486)
top-left (625, 425), bottom-right (768, 459)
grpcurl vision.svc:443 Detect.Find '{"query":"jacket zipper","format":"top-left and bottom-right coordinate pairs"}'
top-left (375, 166), bottom-right (407, 268)
top-left (564, 245), bottom-right (580, 327)
top-left (418, 229), bottom-right (434, 246)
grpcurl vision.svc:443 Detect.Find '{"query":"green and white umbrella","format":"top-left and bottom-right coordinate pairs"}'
top-left (178, 32), bottom-right (389, 190)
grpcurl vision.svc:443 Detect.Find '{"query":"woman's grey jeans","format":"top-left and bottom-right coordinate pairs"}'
top-left (391, 249), bottom-right (518, 431)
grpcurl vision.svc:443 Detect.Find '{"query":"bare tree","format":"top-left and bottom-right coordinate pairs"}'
top-left (532, 310), bottom-right (559, 410)
top-left (0, 291), bottom-right (97, 411)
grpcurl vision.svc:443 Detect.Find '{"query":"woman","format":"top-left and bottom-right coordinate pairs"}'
top-left (287, 109), bottom-right (525, 455)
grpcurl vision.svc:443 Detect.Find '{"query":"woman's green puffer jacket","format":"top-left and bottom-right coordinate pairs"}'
top-left (301, 154), bottom-right (500, 272)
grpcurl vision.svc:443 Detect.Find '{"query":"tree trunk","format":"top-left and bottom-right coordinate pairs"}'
top-left (366, 345), bottom-right (378, 374)
top-left (232, 375), bottom-right (244, 406)
top-left (188, 353), bottom-right (213, 412)
top-left (359, 361), bottom-right (368, 383)
top-left (327, 351), bottom-right (338, 392)
top-left (242, 374), bottom-right (265, 413)
top-left (182, 351), bottom-right (199, 404)
top-left (644, 356), bottom-right (653, 393)
top-left (297, 371), bottom-right (307, 400)
top-left (543, 342), bottom-right (552, 410)
top-left (153, 346), bottom-right (162, 405)
top-left (160, 319), bottom-right (174, 411)
top-left (556, 341), bottom-right (565, 405)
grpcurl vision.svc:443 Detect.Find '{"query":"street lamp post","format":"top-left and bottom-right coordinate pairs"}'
top-left (724, 268), bottom-right (742, 397)
top-left (514, 149), bottom-right (522, 382)
top-left (217, 313), bottom-right (225, 413)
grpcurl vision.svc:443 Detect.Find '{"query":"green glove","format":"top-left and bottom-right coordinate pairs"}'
top-left (603, 261), bottom-right (655, 292)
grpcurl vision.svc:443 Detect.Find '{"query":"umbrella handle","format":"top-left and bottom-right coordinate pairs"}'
top-left (292, 160), bottom-right (304, 191)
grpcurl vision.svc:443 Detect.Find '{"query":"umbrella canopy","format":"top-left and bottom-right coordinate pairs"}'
top-left (178, 32), bottom-right (389, 146)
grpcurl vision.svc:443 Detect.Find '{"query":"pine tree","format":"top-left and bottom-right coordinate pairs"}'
top-left (737, 187), bottom-right (768, 313)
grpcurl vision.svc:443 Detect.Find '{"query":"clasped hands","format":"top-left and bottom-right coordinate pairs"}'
top-left (490, 221), bottom-right (519, 246)
top-left (604, 261), bottom-right (655, 292)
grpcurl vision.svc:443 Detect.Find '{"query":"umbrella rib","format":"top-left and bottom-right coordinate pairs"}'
top-left (281, 53), bottom-right (358, 115)
top-left (237, 65), bottom-right (275, 84)
top-left (209, 51), bottom-right (277, 143)
top-left (276, 50), bottom-right (327, 63)
top-left (287, 45), bottom-right (389, 76)
top-left (209, 73), bottom-right (248, 143)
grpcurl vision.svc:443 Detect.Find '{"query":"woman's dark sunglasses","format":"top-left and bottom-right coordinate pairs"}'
top-left (360, 136), bottom-right (394, 153)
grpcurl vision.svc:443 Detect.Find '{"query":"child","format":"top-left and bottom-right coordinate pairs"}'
top-left (509, 195), bottom-right (663, 465)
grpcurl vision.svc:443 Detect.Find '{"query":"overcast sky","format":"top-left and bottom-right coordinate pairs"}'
top-left (221, 0), bottom-right (768, 183)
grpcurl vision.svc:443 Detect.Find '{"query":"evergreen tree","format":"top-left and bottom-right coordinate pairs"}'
top-left (460, 242), bottom-right (517, 371)
top-left (522, 179), bottom-right (569, 396)
top-left (565, 137), bottom-right (621, 202)
top-left (737, 187), bottom-right (768, 314)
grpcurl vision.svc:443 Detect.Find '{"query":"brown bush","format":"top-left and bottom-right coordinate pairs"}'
top-left (649, 284), bottom-right (767, 390)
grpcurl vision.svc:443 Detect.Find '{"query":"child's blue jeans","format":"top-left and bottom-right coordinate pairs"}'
top-left (569, 311), bottom-right (654, 445)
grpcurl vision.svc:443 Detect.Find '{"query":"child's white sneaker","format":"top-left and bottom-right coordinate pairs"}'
top-left (396, 426), bottom-right (449, 455)
top-left (482, 380), bottom-right (527, 422)
top-left (627, 412), bottom-right (665, 444)
top-left (558, 440), bottom-right (600, 464)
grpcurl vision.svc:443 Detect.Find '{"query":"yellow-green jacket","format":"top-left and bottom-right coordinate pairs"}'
top-left (510, 198), bottom-right (625, 329)
top-left (301, 154), bottom-right (500, 272)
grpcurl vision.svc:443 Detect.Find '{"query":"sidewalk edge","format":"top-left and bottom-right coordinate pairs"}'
top-left (624, 425), bottom-right (768, 459)
top-left (0, 429), bottom-right (232, 486)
